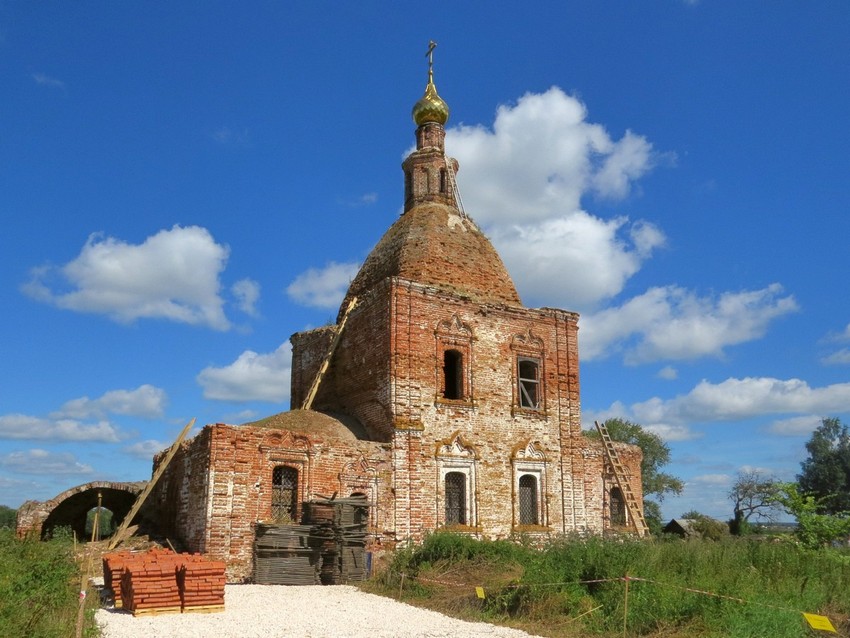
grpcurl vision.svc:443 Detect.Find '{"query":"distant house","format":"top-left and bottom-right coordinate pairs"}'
top-left (663, 518), bottom-right (700, 538)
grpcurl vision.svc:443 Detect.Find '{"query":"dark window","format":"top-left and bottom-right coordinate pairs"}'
top-left (445, 472), bottom-right (466, 525)
top-left (272, 466), bottom-right (299, 523)
top-left (610, 487), bottom-right (626, 526)
top-left (439, 168), bottom-right (447, 193)
top-left (518, 475), bottom-right (538, 525)
top-left (443, 349), bottom-right (464, 400)
top-left (518, 358), bottom-right (540, 409)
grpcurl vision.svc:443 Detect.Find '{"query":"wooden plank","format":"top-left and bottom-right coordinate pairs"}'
top-left (301, 297), bottom-right (358, 410)
top-left (107, 418), bottom-right (196, 550)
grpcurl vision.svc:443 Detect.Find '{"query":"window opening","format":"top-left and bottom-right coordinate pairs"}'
top-left (445, 472), bottom-right (466, 525)
top-left (518, 358), bottom-right (540, 409)
top-left (610, 487), bottom-right (626, 526)
top-left (518, 475), bottom-right (538, 525)
top-left (272, 465), bottom-right (299, 523)
top-left (443, 349), bottom-right (464, 400)
top-left (439, 168), bottom-right (447, 193)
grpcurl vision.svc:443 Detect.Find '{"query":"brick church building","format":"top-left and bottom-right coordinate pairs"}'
top-left (150, 57), bottom-right (643, 580)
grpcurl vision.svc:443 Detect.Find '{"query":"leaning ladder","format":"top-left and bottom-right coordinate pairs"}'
top-left (301, 296), bottom-right (358, 411)
top-left (594, 420), bottom-right (650, 537)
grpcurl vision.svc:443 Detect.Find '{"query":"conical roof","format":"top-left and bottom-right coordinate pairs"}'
top-left (339, 202), bottom-right (521, 316)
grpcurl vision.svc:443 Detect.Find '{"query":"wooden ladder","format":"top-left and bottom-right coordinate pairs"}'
top-left (301, 296), bottom-right (358, 411)
top-left (594, 420), bottom-right (650, 537)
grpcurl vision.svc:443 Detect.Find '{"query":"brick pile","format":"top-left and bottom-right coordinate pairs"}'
top-left (178, 555), bottom-right (226, 611)
top-left (102, 550), bottom-right (135, 609)
top-left (102, 548), bottom-right (226, 616)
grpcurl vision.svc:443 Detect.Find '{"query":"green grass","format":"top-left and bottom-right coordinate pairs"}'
top-left (0, 529), bottom-right (100, 638)
top-left (367, 532), bottom-right (850, 637)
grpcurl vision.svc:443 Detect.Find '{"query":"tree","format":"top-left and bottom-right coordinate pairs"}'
top-left (589, 418), bottom-right (684, 532)
top-left (0, 505), bottom-right (16, 529)
top-left (727, 470), bottom-right (780, 535)
top-left (798, 417), bottom-right (850, 514)
top-left (774, 482), bottom-right (850, 548)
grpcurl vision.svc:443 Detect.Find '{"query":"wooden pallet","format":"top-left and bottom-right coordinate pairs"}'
top-left (131, 606), bottom-right (182, 617)
top-left (183, 605), bottom-right (225, 614)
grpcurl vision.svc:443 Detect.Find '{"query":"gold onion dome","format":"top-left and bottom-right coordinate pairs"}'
top-left (413, 78), bottom-right (449, 126)
top-left (412, 41), bottom-right (449, 126)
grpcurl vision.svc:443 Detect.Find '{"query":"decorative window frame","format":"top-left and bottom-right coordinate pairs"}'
top-left (510, 329), bottom-right (546, 416)
top-left (434, 315), bottom-right (474, 407)
top-left (435, 431), bottom-right (478, 530)
top-left (339, 456), bottom-right (382, 532)
top-left (259, 430), bottom-right (312, 523)
top-left (512, 440), bottom-right (548, 530)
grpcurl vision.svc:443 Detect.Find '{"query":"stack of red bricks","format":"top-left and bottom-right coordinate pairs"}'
top-left (102, 548), bottom-right (226, 616)
top-left (178, 554), bottom-right (227, 611)
top-left (120, 548), bottom-right (183, 616)
top-left (102, 550), bottom-right (135, 609)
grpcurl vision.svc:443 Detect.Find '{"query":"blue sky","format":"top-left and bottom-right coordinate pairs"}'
top-left (2, 2), bottom-right (849, 523)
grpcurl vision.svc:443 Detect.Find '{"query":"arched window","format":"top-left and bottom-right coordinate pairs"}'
top-left (610, 487), bottom-right (626, 526)
top-left (443, 349), bottom-right (464, 400)
top-left (272, 465), bottom-right (299, 523)
top-left (518, 475), bottom-right (538, 525)
top-left (445, 472), bottom-right (466, 525)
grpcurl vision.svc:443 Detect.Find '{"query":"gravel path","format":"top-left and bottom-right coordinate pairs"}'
top-left (96, 584), bottom-right (544, 638)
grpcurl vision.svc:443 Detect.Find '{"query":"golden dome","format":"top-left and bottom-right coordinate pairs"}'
top-left (413, 41), bottom-right (449, 126)
top-left (413, 78), bottom-right (449, 126)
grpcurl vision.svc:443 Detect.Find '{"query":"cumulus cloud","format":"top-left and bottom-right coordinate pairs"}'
top-left (123, 440), bottom-right (168, 459)
top-left (286, 261), bottom-right (360, 309)
top-left (52, 384), bottom-right (167, 420)
top-left (232, 278), bottom-right (260, 316)
top-left (630, 377), bottom-right (850, 426)
top-left (765, 415), bottom-right (824, 436)
top-left (657, 366), bottom-right (678, 380)
top-left (197, 342), bottom-right (292, 402)
top-left (444, 87), bottom-right (662, 310)
top-left (0, 449), bottom-right (94, 475)
top-left (22, 225), bottom-right (234, 330)
top-left (0, 414), bottom-right (121, 442)
top-left (580, 284), bottom-right (798, 363)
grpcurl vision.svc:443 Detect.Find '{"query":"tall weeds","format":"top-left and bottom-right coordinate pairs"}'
top-left (373, 532), bottom-right (850, 637)
top-left (0, 528), bottom-right (99, 638)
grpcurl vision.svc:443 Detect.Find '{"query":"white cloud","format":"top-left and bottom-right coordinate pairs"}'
top-left (0, 414), bottom-right (121, 442)
top-left (32, 72), bottom-right (65, 89)
top-left (52, 384), bottom-right (167, 420)
top-left (232, 278), bottom-right (260, 316)
top-left (765, 415), bottom-right (823, 436)
top-left (22, 225), bottom-right (234, 330)
top-left (443, 87), bottom-right (662, 310)
top-left (286, 261), bottom-right (360, 309)
top-left (0, 449), bottom-right (93, 475)
top-left (643, 423), bottom-right (701, 442)
top-left (657, 366), bottom-right (678, 380)
top-left (197, 342), bottom-right (292, 402)
top-left (580, 284), bottom-right (798, 363)
top-left (123, 440), bottom-right (168, 459)
top-left (630, 377), bottom-right (850, 426)
top-left (689, 473), bottom-right (733, 487)
top-left (822, 348), bottom-right (850, 365)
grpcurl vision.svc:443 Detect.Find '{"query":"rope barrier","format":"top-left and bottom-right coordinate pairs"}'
top-left (396, 570), bottom-right (838, 632)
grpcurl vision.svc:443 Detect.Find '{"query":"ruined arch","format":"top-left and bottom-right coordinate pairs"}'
top-left (16, 481), bottom-right (150, 541)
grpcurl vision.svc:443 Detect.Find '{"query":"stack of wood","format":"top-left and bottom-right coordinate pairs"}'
top-left (120, 550), bottom-right (182, 616)
top-left (254, 523), bottom-right (321, 585)
top-left (178, 555), bottom-right (226, 612)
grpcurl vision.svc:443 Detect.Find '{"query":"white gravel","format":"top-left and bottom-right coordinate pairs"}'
top-left (96, 584), bottom-right (544, 638)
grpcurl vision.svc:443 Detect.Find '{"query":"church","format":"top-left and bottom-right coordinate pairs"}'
top-left (149, 52), bottom-right (644, 580)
